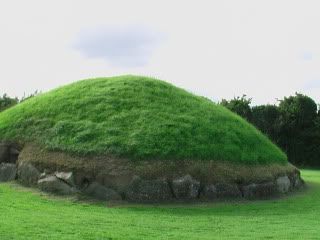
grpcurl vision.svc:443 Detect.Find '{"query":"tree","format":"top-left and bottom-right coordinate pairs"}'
top-left (276, 93), bottom-right (318, 166)
top-left (251, 104), bottom-right (280, 141)
top-left (0, 94), bottom-right (18, 112)
top-left (0, 91), bottom-right (39, 113)
top-left (220, 93), bottom-right (320, 167)
top-left (220, 95), bottom-right (253, 121)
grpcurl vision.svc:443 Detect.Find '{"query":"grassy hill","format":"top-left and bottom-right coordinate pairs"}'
top-left (0, 75), bottom-right (287, 164)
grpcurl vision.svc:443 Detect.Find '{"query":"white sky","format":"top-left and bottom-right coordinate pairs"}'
top-left (0, 0), bottom-right (319, 105)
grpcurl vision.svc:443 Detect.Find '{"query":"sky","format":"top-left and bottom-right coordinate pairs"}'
top-left (0, 0), bottom-right (319, 105)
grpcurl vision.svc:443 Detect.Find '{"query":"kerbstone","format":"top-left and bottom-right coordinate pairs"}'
top-left (38, 175), bottom-right (75, 195)
top-left (0, 163), bottom-right (17, 182)
top-left (126, 176), bottom-right (172, 202)
top-left (172, 175), bottom-right (200, 200)
top-left (276, 176), bottom-right (291, 194)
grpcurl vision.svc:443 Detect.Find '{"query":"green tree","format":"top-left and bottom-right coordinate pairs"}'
top-left (277, 93), bottom-right (318, 166)
top-left (0, 94), bottom-right (18, 112)
top-left (221, 93), bottom-right (320, 167)
top-left (220, 95), bottom-right (252, 121)
top-left (251, 104), bottom-right (279, 141)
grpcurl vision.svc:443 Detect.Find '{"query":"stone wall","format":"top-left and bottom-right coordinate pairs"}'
top-left (0, 142), bottom-right (305, 203)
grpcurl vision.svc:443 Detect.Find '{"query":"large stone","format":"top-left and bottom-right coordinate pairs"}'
top-left (0, 163), bottom-right (17, 182)
top-left (215, 183), bottom-right (242, 199)
top-left (293, 175), bottom-right (304, 189)
top-left (84, 182), bottom-right (122, 201)
top-left (17, 162), bottom-right (40, 186)
top-left (0, 143), bottom-right (10, 163)
top-left (202, 184), bottom-right (218, 200)
top-left (73, 171), bottom-right (94, 189)
top-left (126, 176), bottom-right (172, 202)
top-left (276, 176), bottom-right (291, 193)
top-left (38, 175), bottom-right (75, 195)
top-left (242, 182), bottom-right (277, 199)
top-left (8, 147), bottom-right (20, 163)
top-left (54, 171), bottom-right (75, 187)
top-left (172, 175), bottom-right (200, 200)
top-left (289, 172), bottom-right (304, 190)
top-left (0, 143), bottom-right (20, 164)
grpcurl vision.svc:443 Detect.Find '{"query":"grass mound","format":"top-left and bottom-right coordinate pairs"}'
top-left (0, 75), bottom-right (286, 164)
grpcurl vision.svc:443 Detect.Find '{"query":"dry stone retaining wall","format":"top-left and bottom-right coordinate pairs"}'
top-left (0, 142), bottom-right (305, 203)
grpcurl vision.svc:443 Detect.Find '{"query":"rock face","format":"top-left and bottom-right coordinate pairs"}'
top-left (84, 182), bottom-right (122, 201)
top-left (276, 176), bottom-right (291, 194)
top-left (38, 175), bottom-right (75, 195)
top-left (172, 175), bottom-right (200, 200)
top-left (126, 176), bottom-right (172, 202)
top-left (17, 163), bottom-right (40, 186)
top-left (0, 163), bottom-right (17, 182)
top-left (215, 183), bottom-right (242, 199)
top-left (242, 182), bottom-right (277, 199)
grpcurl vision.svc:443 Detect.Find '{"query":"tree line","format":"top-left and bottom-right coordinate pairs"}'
top-left (0, 91), bottom-right (40, 112)
top-left (221, 93), bottom-right (320, 167)
top-left (1, 91), bottom-right (319, 167)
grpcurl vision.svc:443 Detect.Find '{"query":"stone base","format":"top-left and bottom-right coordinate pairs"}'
top-left (0, 143), bottom-right (305, 203)
top-left (13, 161), bottom-right (306, 203)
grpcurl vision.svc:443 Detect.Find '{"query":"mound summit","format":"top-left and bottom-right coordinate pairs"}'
top-left (0, 75), bottom-right (304, 202)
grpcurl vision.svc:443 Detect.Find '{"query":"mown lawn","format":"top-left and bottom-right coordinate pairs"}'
top-left (0, 170), bottom-right (319, 240)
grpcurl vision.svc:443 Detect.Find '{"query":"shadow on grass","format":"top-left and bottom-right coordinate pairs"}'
top-left (2, 177), bottom-right (319, 218)
top-left (122, 181), bottom-right (320, 217)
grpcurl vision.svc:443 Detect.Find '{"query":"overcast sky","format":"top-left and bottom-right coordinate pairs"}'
top-left (0, 0), bottom-right (319, 105)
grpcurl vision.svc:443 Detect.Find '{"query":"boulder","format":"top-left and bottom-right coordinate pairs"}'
top-left (0, 163), bottom-right (17, 182)
top-left (54, 171), bottom-right (75, 187)
top-left (215, 183), bottom-right (242, 199)
top-left (0, 143), bottom-right (10, 163)
top-left (202, 184), bottom-right (217, 200)
top-left (17, 162), bottom-right (40, 186)
top-left (0, 143), bottom-right (20, 164)
top-left (38, 175), bottom-right (75, 195)
top-left (293, 175), bottom-right (304, 189)
top-left (39, 172), bottom-right (47, 180)
top-left (172, 175), bottom-right (200, 200)
top-left (125, 176), bottom-right (172, 202)
top-left (8, 147), bottom-right (20, 163)
top-left (242, 182), bottom-right (277, 199)
top-left (84, 182), bottom-right (122, 201)
top-left (289, 172), bottom-right (304, 190)
top-left (73, 171), bottom-right (94, 189)
top-left (276, 176), bottom-right (291, 194)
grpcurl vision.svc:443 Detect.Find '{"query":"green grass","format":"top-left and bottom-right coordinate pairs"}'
top-left (0, 169), bottom-right (318, 239)
top-left (0, 75), bottom-right (286, 164)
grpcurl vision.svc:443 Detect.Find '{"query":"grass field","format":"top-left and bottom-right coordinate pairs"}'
top-left (0, 75), bottom-right (286, 164)
top-left (0, 169), bottom-right (318, 240)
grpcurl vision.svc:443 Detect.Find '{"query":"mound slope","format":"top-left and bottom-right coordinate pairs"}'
top-left (0, 75), bottom-right (286, 165)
